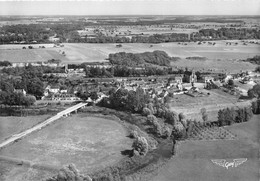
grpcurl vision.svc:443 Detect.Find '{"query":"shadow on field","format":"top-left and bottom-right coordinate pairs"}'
top-left (121, 149), bottom-right (133, 157)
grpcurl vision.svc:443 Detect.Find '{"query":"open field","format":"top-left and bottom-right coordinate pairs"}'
top-left (0, 48), bottom-right (69, 63)
top-left (0, 41), bottom-right (259, 72)
top-left (0, 160), bottom-right (55, 181)
top-left (0, 114), bottom-right (132, 178)
top-left (0, 115), bottom-right (51, 143)
top-left (170, 89), bottom-right (251, 121)
top-left (152, 115), bottom-right (259, 181)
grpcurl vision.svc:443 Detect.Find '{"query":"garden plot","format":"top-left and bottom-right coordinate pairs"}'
top-left (188, 123), bottom-right (237, 141)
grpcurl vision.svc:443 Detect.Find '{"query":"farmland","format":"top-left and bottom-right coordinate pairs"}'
top-left (169, 88), bottom-right (252, 122)
top-left (0, 114), bottom-right (132, 181)
top-left (152, 115), bottom-right (259, 181)
top-left (0, 40), bottom-right (259, 72)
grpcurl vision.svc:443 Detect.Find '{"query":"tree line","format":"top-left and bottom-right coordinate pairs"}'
top-left (1, 22), bottom-right (259, 44)
top-left (193, 28), bottom-right (260, 40)
top-left (217, 107), bottom-right (253, 126)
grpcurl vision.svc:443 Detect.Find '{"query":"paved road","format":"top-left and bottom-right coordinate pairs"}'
top-left (0, 102), bottom-right (88, 149)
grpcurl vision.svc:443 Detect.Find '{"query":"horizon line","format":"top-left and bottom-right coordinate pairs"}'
top-left (1, 14), bottom-right (260, 16)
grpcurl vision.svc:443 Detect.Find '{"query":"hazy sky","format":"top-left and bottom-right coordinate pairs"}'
top-left (0, 0), bottom-right (259, 16)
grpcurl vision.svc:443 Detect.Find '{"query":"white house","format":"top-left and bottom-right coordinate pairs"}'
top-left (46, 85), bottom-right (60, 94)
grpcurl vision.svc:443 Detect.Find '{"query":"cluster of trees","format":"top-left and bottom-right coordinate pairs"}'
top-left (76, 90), bottom-right (98, 102)
top-left (193, 28), bottom-right (260, 40)
top-left (76, 33), bottom-right (189, 44)
top-left (0, 91), bottom-right (36, 106)
top-left (244, 55), bottom-right (260, 65)
top-left (0, 23), bottom-right (85, 44)
top-left (2, 64), bottom-right (65, 76)
top-left (46, 164), bottom-right (92, 181)
top-left (218, 107), bottom-right (253, 126)
top-left (0, 61), bottom-right (12, 67)
top-left (108, 51), bottom-right (173, 66)
top-left (100, 87), bottom-right (150, 113)
top-left (248, 84), bottom-right (260, 98)
top-left (84, 65), bottom-right (179, 78)
top-left (132, 136), bottom-right (149, 156)
top-left (0, 24), bottom-right (53, 44)
top-left (0, 65), bottom-right (47, 99)
top-left (99, 86), bottom-right (190, 142)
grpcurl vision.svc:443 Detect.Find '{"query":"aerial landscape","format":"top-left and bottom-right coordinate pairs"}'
top-left (0, 0), bottom-right (260, 181)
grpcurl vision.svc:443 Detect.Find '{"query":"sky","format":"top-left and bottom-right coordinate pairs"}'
top-left (0, 0), bottom-right (259, 16)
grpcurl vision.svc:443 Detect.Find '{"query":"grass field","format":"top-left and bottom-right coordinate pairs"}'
top-left (0, 48), bottom-right (69, 63)
top-left (151, 115), bottom-right (259, 181)
top-left (0, 115), bottom-right (50, 143)
top-left (0, 114), bottom-right (132, 179)
top-left (0, 41), bottom-right (259, 72)
top-left (0, 160), bottom-right (55, 181)
top-left (169, 88), bottom-right (246, 121)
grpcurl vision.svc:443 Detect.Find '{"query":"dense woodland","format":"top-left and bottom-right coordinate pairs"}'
top-left (108, 51), bottom-right (173, 66)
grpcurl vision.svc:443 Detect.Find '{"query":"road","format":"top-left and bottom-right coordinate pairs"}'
top-left (0, 102), bottom-right (88, 149)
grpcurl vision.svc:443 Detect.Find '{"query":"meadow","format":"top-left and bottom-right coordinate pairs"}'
top-left (0, 114), bottom-right (132, 180)
top-left (170, 88), bottom-right (251, 122)
top-left (0, 115), bottom-right (50, 143)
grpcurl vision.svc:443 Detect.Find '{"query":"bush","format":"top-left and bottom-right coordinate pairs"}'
top-left (46, 163), bottom-right (91, 181)
top-left (132, 136), bottom-right (149, 156)
top-left (129, 130), bottom-right (139, 138)
top-left (162, 126), bottom-right (172, 138)
top-left (147, 115), bottom-right (157, 125)
top-left (172, 121), bottom-right (186, 140)
top-left (201, 108), bottom-right (208, 122)
top-left (142, 107), bottom-right (152, 116)
top-left (178, 113), bottom-right (185, 120)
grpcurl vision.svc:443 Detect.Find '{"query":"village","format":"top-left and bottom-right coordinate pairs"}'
top-left (0, 12), bottom-right (260, 181)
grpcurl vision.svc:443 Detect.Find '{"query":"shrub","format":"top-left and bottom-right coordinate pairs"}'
top-left (178, 113), bottom-right (185, 120)
top-left (165, 110), bottom-right (178, 125)
top-left (153, 120), bottom-right (162, 136)
top-left (252, 99), bottom-right (260, 114)
top-left (129, 130), bottom-right (139, 138)
top-left (142, 107), bottom-right (152, 116)
top-left (201, 108), bottom-right (208, 122)
top-left (186, 120), bottom-right (195, 137)
top-left (46, 163), bottom-right (91, 181)
top-left (172, 121), bottom-right (186, 140)
top-left (162, 126), bottom-right (172, 138)
top-left (147, 114), bottom-right (157, 125)
top-left (132, 136), bottom-right (149, 156)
